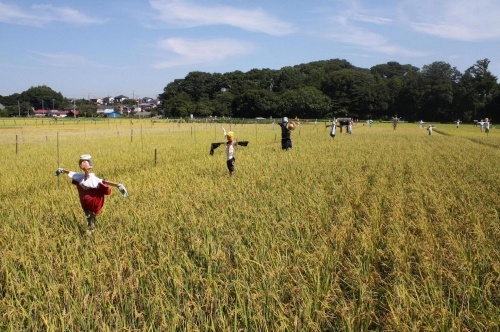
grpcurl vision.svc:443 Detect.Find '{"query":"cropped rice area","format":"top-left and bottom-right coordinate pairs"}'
top-left (1, 119), bottom-right (499, 331)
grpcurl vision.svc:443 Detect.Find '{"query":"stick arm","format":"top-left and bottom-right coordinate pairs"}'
top-left (102, 179), bottom-right (120, 187)
top-left (103, 179), bottom-right (128, 197)
top-left (54, 167), bottom-right (128, 197)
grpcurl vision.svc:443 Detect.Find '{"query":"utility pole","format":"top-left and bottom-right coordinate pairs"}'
top-left (18, 100), bottom-right (20, 117)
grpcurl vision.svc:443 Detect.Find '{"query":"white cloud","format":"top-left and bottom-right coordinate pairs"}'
top-left (0, 2), bottom-right (102, 27)
top-left (31, 52), bottom-right (89, 67)
top-left (30, 51), bottom-right (126, 69)
top-left (149, 0), bottom-right (295, 36)
top-left (399, 0), bottom-right (500, 41)
top-left (323, 13), bottom-right (427, 57)
top-left (0, 2), bottom-right (40, 26)
top-left (32, 4), bottom-right (103, 25)
top-left (153, 37), bottom-right (257, 68)
top-left (348, 11), bottom-right (392, 25)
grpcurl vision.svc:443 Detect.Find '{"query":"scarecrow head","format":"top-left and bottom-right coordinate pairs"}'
top-left (78, 154), bottom-right (93, 172)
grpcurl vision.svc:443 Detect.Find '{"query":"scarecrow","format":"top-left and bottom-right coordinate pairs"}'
top-left (279, 117), bottom-right (295, 150)
top-left (426, 125), bottom-right (436, 135)
top-left (55, 154), bottom-right (128, 231)
top-left (210, 128), bottom-right (248, 176)
top-left (325, 119), bottom-right (337, 138)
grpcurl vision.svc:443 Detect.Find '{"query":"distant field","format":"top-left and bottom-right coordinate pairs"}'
top-left (1, 118), bottom-right (499, 331)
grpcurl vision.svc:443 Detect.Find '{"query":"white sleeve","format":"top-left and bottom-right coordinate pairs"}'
top-left (68, 172), bottom-right (84, 182)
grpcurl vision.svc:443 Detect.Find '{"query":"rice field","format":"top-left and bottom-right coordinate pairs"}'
top-left (0, 118), bottom-right (499, 331)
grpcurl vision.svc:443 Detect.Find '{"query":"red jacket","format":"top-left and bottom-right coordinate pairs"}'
top-left (72, 180), bottom-right (111, 215)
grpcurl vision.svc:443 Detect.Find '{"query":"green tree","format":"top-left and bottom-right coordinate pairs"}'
top-left (180, 71), bottom-right (216, 102)
top-left (278, 87), bottom-right (332, 119)
top-left (78, 103), bottom-right (97, 117)
top-left (371, 62), bottom-right (420, 119)
top-left (20, 85), bottom-right (64, 111)
top-left (274, 66), bottom-right (304, 92)
top-left (420, 61), bottom-right (461, 121)
top-left (212, 92), bottom-right (235, 117)
top-left (321, 68), bottom-right (382, 119)
top-left (394, 71), bottom-right (425, 121)
top-left (460, 59), bottom-right (498, 120)
top-left (232, 89), bottom-right (278, 118)
top-left (165, 92), bottom-right (195, 117)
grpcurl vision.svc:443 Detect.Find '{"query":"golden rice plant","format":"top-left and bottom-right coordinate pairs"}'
top-left (0, 118), bottom-right (498, 331)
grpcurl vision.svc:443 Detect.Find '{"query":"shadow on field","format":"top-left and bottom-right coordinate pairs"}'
top-left (434, 129), bottom-right (498, 149)
top-left (467, 138), bottom-right (498, 148)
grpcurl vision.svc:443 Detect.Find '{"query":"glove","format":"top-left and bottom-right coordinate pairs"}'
top-left (118, 184), bottom-right (128, 198)
top-left (55, 168), bottom-right (64, 176)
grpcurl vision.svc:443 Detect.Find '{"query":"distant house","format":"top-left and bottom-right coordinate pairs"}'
top-left (97, 105), bottom-right (115, 115)
top-left (139, 103), bottom-right (156, 110)
top-left (49, 110), bottom-right (70, 117)
top-left (66, 109), bottom-right (79, 117)
top-left (34, 109), bottom-right (49, 117)
top-left (114, 95), bottom-right (129, 103)
top-left (104, 110), bottom-right (120, 118)
top-left (135, 111), bottom-right (151, 117)
top-left (122, 105), bottom-right (142, 114)
top-left (102, 96), bottom-right (115, 104)
top-left (90, 98), bottom-right (103, 105)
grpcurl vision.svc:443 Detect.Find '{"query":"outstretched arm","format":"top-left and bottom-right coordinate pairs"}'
top-left (55, 168), bottom-right (128, 197)
top-left (210, 142), bottom-right (223, 155)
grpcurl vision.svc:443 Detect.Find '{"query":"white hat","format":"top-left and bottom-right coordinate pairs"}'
top-left (79, 154), bottom-right (92, 160)
top-left (283, 117), bottom-right (288, 122)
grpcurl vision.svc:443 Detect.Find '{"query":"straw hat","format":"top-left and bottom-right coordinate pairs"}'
top-left (287, 121), bottom-right (296, 131)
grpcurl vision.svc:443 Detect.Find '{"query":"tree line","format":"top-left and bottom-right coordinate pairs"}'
top-left (1, 58), bottom-right (498, 121)
top-left (158, 58), bottom-right (499, 122)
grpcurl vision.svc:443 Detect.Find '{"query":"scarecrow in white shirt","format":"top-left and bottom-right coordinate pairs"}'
top-left (55, 154), bottom-right (128, 231)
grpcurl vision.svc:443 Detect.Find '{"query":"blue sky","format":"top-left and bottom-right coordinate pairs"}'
top-left (1, 0), bottom-right (500, 100)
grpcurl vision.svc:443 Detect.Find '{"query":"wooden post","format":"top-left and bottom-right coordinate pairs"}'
top-left (57, 132), bottom-right (60, 187)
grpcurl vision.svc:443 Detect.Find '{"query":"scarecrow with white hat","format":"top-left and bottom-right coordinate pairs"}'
top-left (279, 117), bottom-right (295, 150)
top-left (55, 154), bottom-right (128, 232)
top-left (484, 118), bottom-right (491, 134)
